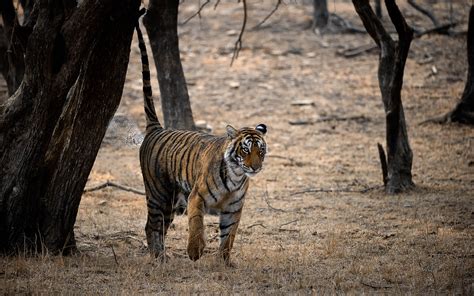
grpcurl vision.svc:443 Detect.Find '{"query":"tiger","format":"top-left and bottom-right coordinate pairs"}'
top-left (136, 23), bottom-right (267, 265)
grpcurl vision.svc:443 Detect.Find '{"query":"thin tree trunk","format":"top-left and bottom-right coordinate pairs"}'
top-left (0, 0), bottom-right (140, 254)
top-left (353, 0), bottom-right (415, 193)
top-left (313, 0), bottom-right (329, 30)
top-left (374, 0), bottom-right (382, 18)
top-left (435, 6), bottom-right (474, 124)
top-left (143, 0), bottom-right (195, 130)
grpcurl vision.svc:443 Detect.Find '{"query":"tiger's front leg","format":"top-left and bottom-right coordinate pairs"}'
top-left (219, 198), bottom-right (244, 266)
top-left (187, 188), bottom-right (206, 261)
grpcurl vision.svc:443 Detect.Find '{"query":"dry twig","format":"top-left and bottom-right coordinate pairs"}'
top-left (247, 223), bottom-right (267, 229)
top-left (263, 184), bottom-right (286, 212)
top-left (231, 0), bottom-right (247, 66)
top-left (181, 0), bottom-right (211, 25)
top-left (84, 181), bottom-right (145, 196)
top-left (278, 219), bottom-right (298, 228)
top-left (252, 0), bottom-right (281, 29)
top-left (293, 185), bottom-right (382, 196)
top-left (110, 245), bottom-right (119, 267)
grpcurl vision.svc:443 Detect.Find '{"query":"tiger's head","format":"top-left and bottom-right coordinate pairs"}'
top-left (225, 124), bottom-right (267, 177)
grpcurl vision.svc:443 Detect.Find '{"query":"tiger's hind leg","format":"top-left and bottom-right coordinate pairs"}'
top-left (145, 189), bottom-right (174, 260)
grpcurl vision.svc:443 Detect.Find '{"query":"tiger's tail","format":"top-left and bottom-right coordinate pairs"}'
top-left (136, 21), bottom-right (162, 129)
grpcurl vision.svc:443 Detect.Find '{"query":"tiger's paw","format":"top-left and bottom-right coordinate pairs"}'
top-left (187, 238), bottom-right (205, 261)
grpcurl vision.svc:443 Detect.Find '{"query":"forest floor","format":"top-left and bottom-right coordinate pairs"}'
top-left (1, 1), bottom-right (473, 294)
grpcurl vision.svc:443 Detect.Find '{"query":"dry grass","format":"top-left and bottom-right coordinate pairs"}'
top-left (1, 1), bottom-right (473, 294)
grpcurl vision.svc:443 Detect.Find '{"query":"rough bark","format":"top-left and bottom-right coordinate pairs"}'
top-left (353, 0), bottom-right (415, 194)
top-left (313, 0), bottom-right (329, 30)
top-left (0, 0), bottom-right (140, 254)
top-left (143, 0), bottom-right (195, 130)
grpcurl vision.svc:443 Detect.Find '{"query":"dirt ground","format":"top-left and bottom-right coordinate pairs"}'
top-left (1, 0), bottom-right (473, 294)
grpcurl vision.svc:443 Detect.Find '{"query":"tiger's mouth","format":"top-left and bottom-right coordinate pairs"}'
top-left (242, 166), bottom-right (262, 177)
top-left (245, 171), bottom-right (258, 177)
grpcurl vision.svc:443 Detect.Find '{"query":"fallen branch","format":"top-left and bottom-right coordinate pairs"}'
top-left (292, 185), bottom-right (382, 196)
top-left (84, 180), bottom-right (145, 195)
top-left (414, 22), bottom-right (457, 37)
top-left (337, 43), bottom-right (378, 58)
top-left (289, 115), bottom-right (371, 125)
top-left (278, 219), bottom-right (298, 228)
top-left (341, 22), bottom-right (458, 58)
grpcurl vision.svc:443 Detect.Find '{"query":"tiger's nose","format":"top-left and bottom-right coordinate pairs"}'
top-left (250, 164), bottom-right (261, 172)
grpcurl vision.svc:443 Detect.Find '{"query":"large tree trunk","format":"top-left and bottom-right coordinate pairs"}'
top-left (313, 0), bottom-right (329, 31)
top-left (353, 0), bottom-right (415, 194)
top-left (0, 0), bottom-right (140, 254)
top-left (143, 0), bottom-right (195, 130)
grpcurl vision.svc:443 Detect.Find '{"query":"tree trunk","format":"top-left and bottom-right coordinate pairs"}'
top-left (374, 0), bottom-right (382, 18)
top-left (440, 5), bottom-right (474, 124)
top-left (143, 0), bottom-right (195, 130)
top-left (0, 0), bottom-right (26, 96)
top-left (313, 0), bottom-right (329, 30)
top-left (0, 0), bottom-right (140, 254)
top-left (353, 0), bottom-right (415, 194)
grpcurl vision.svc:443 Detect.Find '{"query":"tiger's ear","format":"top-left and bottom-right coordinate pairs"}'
top-left (255, 124), bottom-right (267, 135)
top-left (226, 125), bottom-right (238, 139)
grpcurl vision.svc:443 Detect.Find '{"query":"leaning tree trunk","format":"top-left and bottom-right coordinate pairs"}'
top-left (0, 0), bottom-right (140, 254)
top-left (313, 0), bottom-right (329, 31)
top-left (353, 0), bottom-right (415, 193)
top-left (431, 5), bottom-right (474, 125)
top-left (143, 0), bottom-right (195, 130)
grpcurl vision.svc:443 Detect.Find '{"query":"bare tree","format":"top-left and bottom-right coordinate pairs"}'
top-left (424, 5), bottom-right (474, 125)
top-left (143, 0), bottom-right (196, 130)
top-left (0, 0), bottom-right (140, 254)
top-left (353, 0), bottom-right (415, 193)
